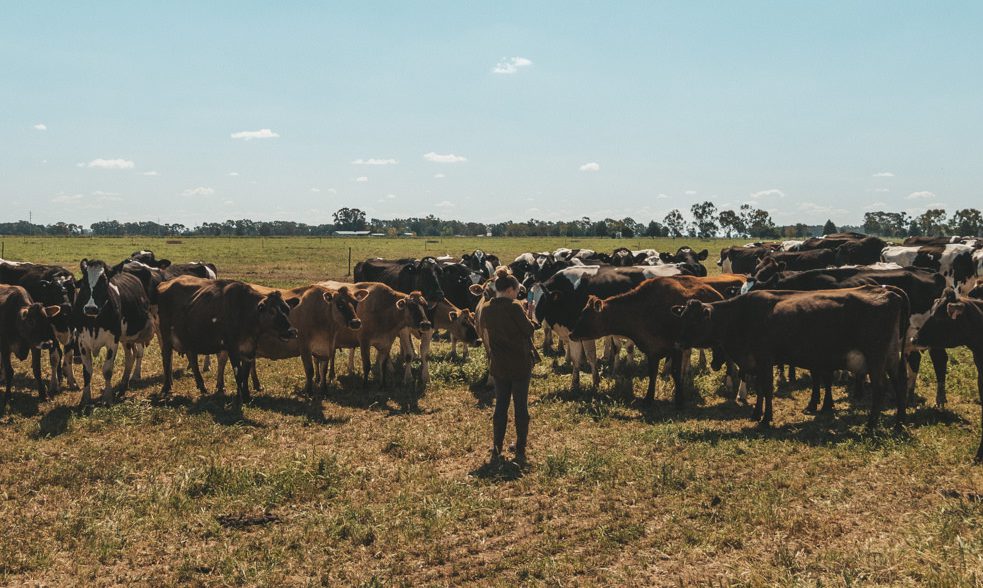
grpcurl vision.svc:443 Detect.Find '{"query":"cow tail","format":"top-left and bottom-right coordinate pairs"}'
top-left (881, 284), bottom-right (910, 409)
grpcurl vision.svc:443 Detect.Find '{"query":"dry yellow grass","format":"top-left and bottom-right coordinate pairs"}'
top-left (0, 236), bottom-right (981, 586)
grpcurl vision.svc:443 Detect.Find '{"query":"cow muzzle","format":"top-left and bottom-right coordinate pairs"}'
top-left (280, 327), bottom-right (299, 341)
top-left (471, 338), bottom-right (483, 348)
top-left (348, 318), bottom-right (362, 330)
top-left (83, 305), bottom-right (100, 317)
top-left (38, 341), bottom-right (53, 350)
top-left (419, 321), bottom-right (432, 332)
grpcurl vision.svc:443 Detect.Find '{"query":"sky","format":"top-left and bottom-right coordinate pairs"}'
top-left (2, 1), bottom-right (982, 227)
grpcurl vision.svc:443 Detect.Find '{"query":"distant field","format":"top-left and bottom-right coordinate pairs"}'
top-left (0, 236), bottom-right (981, 586)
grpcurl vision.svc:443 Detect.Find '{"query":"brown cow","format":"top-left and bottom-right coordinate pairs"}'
top-left (318, 281), bottom-right (432, 387)
top-left (215, 284), bottom-right (369, 395)
top-left (569, 276), bottom-right (726, 405)
top-left (0, 285), bottom-right (61, 413)
top-left (674, 285), bottom-right (908, 428)
top-left (156, 276), bottom-right (299, 402)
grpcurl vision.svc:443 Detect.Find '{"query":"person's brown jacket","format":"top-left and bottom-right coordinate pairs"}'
top-left (479, 297), bottom-right (536, 380)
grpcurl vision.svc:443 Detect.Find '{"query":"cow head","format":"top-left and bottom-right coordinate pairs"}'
top-left (661, 247), bottom-right (709, 276)
top-left (396, 291), bottom-right (432, 332)
top-left (257, 290), bottom-right (300, 341)
top-left (570, 295), bottom-right (608, 341)
top-left (407, 257), bottom-right (445, 302)
top-left (129, 249), bottom-right (172, 269)
top-left (611, 247), bottom-right (633, 267)
top-left (671, 299), bottom-right (715, 347)
top-left (744, 257), bottom-right (786, 293)
top-left (324, 286), bottom-right (369, 330)
top-left (77, 259), bottom-right (112, 317)
top-left (911, 288), bottom-right (969, 349)
top-left (17, 302), bottom-right (61, 351)
top-left (447, 308), bottom-right (482, 347)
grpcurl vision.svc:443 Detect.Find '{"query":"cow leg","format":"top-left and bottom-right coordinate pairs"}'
top-left (377, 344), bottom-right (394, 389)
top-left (60, 344), bottom-right (77, 391)
top-left (973, 351), bottom-right (983, 462)
top-left (188, 353), bottom-right (208, 395)
top-left (119, 344), bottom-right (134, 399)
top-left (852, 373), bottom-right (865, 400)
top-left (867, 368), bottom-right (885, 430)
top-left (644, 355), bottom-right (659, 403)
top-left (820, 372), bottom-right (835, 414)
top-left (47, 346), bottom-right (60, 395)
top-left (215, 352), bottom-right (228, 395)
top-left (80, 346), bottom-right (94, 406)
top-left (360, 343), bottom-right (372, 386)
top-left (100, 344), bottom-right (116, 405)
top-left (670, 348), bottom-right (686, 408)
top-left (2, 352), bottom-right (12, 415)
top-left (202, 354), bottom-right (212, 373)
top-left (584, 339), bottom-right (600, 389)
top-left (905, 350), bottom-right (921, 402)
top-left (806, 371), bottom-right (820, 414)
top-left (788, 365), bottom-right (797, 384)
top-left (777, 364), bottom-right (787, 386)
top-left (159, 327), bottom-right (173, 397)
top-left (132, 344), bottom-right (143, 381)
top-left (31, 349), bottom-right (47, 400)
top-left (602, 337), bottom-right (615, 366)
top-left (301, 352), bottom-right (316, 395)
top-left (759, 368), bottom-right (774, 426)
top-left (696, 348), bottom-right (708, 372)
top-left (235, 359), bottom-right (253, 403)
top-left (419, 330), bottom-right (432, 385)
top-left (543, 326), bottom-right (554, 354)
top-left (567, 339), bottom-right (582, 392)
top-left (250, 362), bottom-right (262, 392)
top-left (929, 347), bottom-right (948, 408)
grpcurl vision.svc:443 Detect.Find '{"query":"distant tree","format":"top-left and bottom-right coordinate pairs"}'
top-left (591, 220), bottom-right (609, 237)
top-left (663, 209), bottom-right (686, 238)
top-left (949, 208), bottom-right (983, 236)
top-left (918, 208), bottom-right (947, 236)
top-left (740, 205), bottom-right (777, 238)
top-left (332, 207), bottom-right (367, 231)
top-left (823, 219), bottom-right (837, 235)
top-left (717, 209), bottom-right (745, 238)
top-left (644, 220), bottom-right (666, 237)
top-left (907, 220), bottom-right (922, 237)
top-left (690, 201), bottom-right (719, 238)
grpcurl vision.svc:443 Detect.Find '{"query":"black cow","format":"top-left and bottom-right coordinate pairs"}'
top-left (0, 260), bottom-right (77, 393)
top-left (659, 247), bottom-right (709, 276)
top-left (718, 246), bottom-right (770, 275)
top-left (799, 233), bottom-right (867, 251)
top-left (354, 257), bottom-right (445, 303)
top-left (73, 259), bottom-right (155, 405)
top-left (911, 289), bottom-right (983, 461)
top-left (0, 285), bottom-right (61, 412)
top-left (754, 249), bottom-right (836, 273)
top-left (436, 261), bottom-right (482, 311)
top-left (127, 250), bottom-right (218, 280)
top-left (834, 236), bottom-right (888, 266)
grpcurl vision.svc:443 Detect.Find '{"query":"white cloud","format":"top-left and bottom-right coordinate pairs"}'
top-left (656, 193), bottom-right (669, 199)
top-left (424, 152), bottom-right (467, 163)
top-left (799, 202), bottom-right (848, 216)
top-left (52, 193), bottom-right (83, 203)
top-left (352, 158), bottom-right (398, 165)
top-left (327, 188), bottom-right (337, 194)
top-left (750, 188), bottom-right (786, 199)
top-left (872, 172), bottom-right (895, 177)
top-left (385, 193), bottom-right (396, 199)
top-left (433, 173), bottom-right (446, 179)
top-left (355, 176), bottom-right (368, 183)
top-left (33, 123), bottom-right (47, 131)
top-left (435, 200), bottom-right (455, 208)
top-left (228, 171), bottom-right (239, 176)
top-left (223, 200), bottom-right (235, 205)
top-left (492, 56), bottom-right (533, 74)
top-left (864, 201), bottom-right (888, 210)
top-left (684, 189), bottom-right (697, 195)
top-left (142, 170), bottom-right (159, 176)
top-left (91, 190), bottom-right (119, 197)
top-left (230, 128), bottom-right (279, 140)
top-left (579, 162), bottom-right (600, 172)
top-left (310, 187), bottom-right (321, 193)
top-left (867, 187), bottom-right (890, 193)
top-left (86, 158), bottom-right (134, 170)
top-left (907, 191), bottom-right (935, 200)
top-left (181, 186), bottom-right (215, 197)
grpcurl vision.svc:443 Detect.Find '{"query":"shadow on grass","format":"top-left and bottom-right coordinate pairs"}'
top-left (250, 392), bottom-right (348, 425)
top-left (469, 458), bottom-right (526, 482)
top-left (321, 373), bottom-right (426, 416)
top-left (30, 404), bottom-right (73, 438)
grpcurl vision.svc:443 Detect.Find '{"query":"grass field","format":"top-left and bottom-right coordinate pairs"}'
top-left (1, 236), bottom-right (982, 586)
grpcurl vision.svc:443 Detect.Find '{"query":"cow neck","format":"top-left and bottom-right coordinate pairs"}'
top-left (956, 299), bottom-right (983, 347)
top-left (706, 296), bottom-right (742, 341)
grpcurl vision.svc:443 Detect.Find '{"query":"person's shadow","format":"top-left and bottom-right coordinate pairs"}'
top-left (469, 457), bottom-right (527, 481)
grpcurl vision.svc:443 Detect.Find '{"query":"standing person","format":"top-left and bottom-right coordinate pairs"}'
top-left (479, 268), bottom-right (537, 462)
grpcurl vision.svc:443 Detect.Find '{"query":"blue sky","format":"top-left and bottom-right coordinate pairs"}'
top-left (3, 1), bottom-right (981, 227)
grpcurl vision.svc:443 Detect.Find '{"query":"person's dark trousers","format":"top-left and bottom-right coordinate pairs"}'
top-left (493, 378), bottom-right (530, 455)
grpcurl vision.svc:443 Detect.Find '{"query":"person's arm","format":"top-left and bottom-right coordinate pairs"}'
top-left (509, 301), bottom-right (536, 337)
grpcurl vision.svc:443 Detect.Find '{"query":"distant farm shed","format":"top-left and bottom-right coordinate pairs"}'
top-left (333, 230), bottom-right (371, 236)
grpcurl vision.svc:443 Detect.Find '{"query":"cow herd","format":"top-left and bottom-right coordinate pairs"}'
top-left (1, 234), bottom-right (983, 460)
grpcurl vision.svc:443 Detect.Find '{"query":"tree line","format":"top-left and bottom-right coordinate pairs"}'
top-left (2, 202), bottom-right (979, 238)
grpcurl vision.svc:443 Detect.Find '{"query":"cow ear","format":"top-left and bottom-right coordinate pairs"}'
top-left (38, 279), bottom-right (51, 288)
top-left (468, 284), bottom-right (484, 296)
top-left (670, 305), bottom-right (686, 317)
top-left (395, 298), bottom-right (406, 309)
top-left (158, 259), bottom-right (172, 269)
top-left (322, 291), bottom-right (334, 302)
top-left (947, 302), bottom-right (965, 320)
top-left (43, 305), bottom-right (61, 318)
top-left (257, 300), bottom-right (267, 311)
top-left (448, 310), bottom-right (459, 321)
top-left (286, 298), bottom-right (300, 309)
top-left (659, 252), bottom-right (673, 263)
top-left (80, 258), bottom-right (88, 272)
top-left (777, 262), bottom-right (787, 272)
top-left (590, 297), bottom-right (603, 312)
top-left (697, 249), bottom-right (709, 260)
top-left (353, 289), bottom-right (369, 301)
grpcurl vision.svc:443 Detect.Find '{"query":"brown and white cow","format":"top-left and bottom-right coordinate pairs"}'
top-left (674, 285), bottom-right (909, 428)
top-left (156, 276), bottom-right (299, 402)
top-left (0, 285), bottom-right (61, 413)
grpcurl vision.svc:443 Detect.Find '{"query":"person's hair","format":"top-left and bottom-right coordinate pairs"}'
top-left (494, 267), bottom-right (519, 294)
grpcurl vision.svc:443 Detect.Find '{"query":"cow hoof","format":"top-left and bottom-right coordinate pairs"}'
top-left (804, 406), bottom-right (818, 415)
top-left (820, 405), bottom-right (835, 415)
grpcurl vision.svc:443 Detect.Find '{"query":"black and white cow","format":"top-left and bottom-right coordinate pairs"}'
top-left (528, 264), bottom-right (688, 390)
top-left (718, 246), bottom-right (771, 275)
top-left (611, 248), bottom-right (661, 266)
top-left (73, 259), bottom-right (155, 405)
top-left (0, 259), bottom-right (77, 393)
top-left (128, 250), bottom-right (218, 280)
top-left (659, 247), bottom-right (709, 276)
top-left (460, 249), bottom-right (499, 280)
top-left (881, 244), bottom-right (978, 295)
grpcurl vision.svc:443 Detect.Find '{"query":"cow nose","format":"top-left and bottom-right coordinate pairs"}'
top-left (286, 327), bottom-right (299, 339)
top-left (349, 318), bottom-right (362, 330)
top-left (40, 341), bottom-right (52, 350)
top-left (420, 321), bottom-right (432, 332)
top-left (84, 305), bottom-right (99, 316)
top-left (472, 338), bottom-right (483, 347)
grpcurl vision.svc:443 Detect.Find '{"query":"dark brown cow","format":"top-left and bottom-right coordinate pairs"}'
top-left (799, 232), bottom-right (867, 251)
top-left (754, 249), bottom-right (836, 273)
top-left (156, 276), bottom-right (299, 402)
top-left (569, 276), bottom-right (725, 405)
top-left (911, 289), bottom-right (983, 461)
top-left (674, 285), bottom-right (908, 428)
top-left (215, 284), bottom-right (369, 394)
top-left (318, 281), bottom-right (432, 387)
top-left (0, 285), bottom-right (61, 412)
top-left (834, 236), bottom-right (888, 266)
